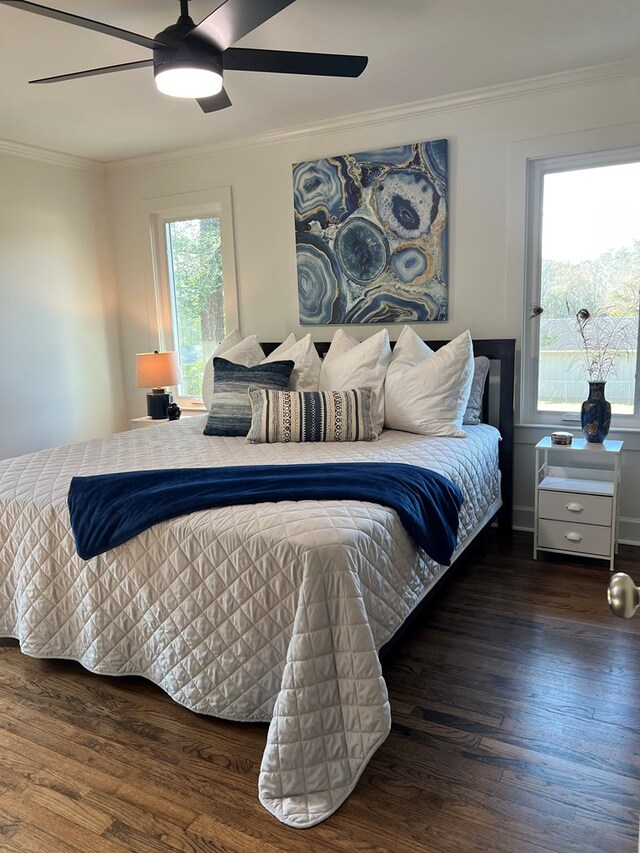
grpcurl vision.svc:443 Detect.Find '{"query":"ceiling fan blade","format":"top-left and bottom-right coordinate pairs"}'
top-left (29, 59), bottom-right (154, 85)
top-left (223, 48), bottom-right (368, 78)
top-left (190, 0), bottom-right (296, 51)
top-left (0, 0), bottom-right (165, 50)
top-left (198, 87), bottom-right (232, 113)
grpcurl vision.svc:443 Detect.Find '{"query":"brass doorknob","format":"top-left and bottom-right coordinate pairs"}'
top-left (608, 573), bottom-right (640, 619)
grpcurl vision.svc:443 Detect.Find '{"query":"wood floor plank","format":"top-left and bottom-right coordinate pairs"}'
top-left (1, 531), bottom-right (639, 852)
top-left (479, 734), bottom-right (640, 805)
top-left (0, 729), bottom-right (119, 799)
top-left (81, 788), bottom-right (198, 849)
top-left (369, 748), bottom-right (578, 824)
top-left (187, 812), bottom-right (326, 853)
top-left (500, 767), bottom-right (637, 826)
top-left (387, 668), bottom-right (598, 724)
top-left (5, 824), bottom-right (83, 853)
top-left (499, 709), bottom-right (640, 775)
top-left (0, 804), bottom-right (22, 843)
top-left (0, 788), bottom-right (127, 853)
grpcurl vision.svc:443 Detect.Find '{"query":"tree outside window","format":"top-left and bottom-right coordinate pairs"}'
top-left (166, 217), bottom-right (227, 397)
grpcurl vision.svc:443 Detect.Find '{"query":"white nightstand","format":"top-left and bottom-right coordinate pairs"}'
top-left (534, 436), bottom-right (623, 571)
top-left (130, 411), bottom-right (204, 429)
top-left (130, 416), bottom-right (170, 429)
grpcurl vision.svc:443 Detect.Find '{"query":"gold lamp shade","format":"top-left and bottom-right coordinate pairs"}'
top-left (136, 351), bottom-right (181, 390)
top-left (135, 350), bottom-right (181, 419)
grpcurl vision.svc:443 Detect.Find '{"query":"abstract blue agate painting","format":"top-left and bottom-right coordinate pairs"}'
top-left (293, 139), bottom-right (448, 325)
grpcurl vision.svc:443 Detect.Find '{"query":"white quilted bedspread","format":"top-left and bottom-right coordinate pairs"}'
top-left (0, 419), bottom-right (500, 827)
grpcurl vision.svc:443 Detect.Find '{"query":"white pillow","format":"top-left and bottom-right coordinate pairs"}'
top-left (319, 329), bottom-right (391, 433)
top-left (384, 327), bottom-right (474, 437)
top-left (202, 330), bottom-right (265, 410)
top-left (261, 333), bottom-right (322, 392)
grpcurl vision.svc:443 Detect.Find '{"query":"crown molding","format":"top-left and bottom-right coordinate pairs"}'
top-left (0, 138), bottom-right (105, 173)
top-left (106, 57), bottom-right (640, 173)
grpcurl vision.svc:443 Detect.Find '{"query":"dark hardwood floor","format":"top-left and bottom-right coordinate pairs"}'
top-left (1, 531), bottom-right (639, 852)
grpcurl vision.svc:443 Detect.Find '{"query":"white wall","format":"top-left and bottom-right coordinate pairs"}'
top-left (0, 151), bottom-right (126, 459)
top-left (106, 64), bottom-right (640, 542)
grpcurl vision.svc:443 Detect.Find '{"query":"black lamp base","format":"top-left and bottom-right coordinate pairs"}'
top-left (146, 391), bottom-right (172, 419)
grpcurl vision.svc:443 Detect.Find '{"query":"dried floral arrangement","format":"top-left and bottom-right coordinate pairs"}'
top-left (569, 300), bottom-right (639, 382)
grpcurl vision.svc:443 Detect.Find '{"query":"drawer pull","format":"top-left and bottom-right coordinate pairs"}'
top-left (565, 531), bottom-right (583, 542)
top-left (566, 502), bottom-right (584, 513)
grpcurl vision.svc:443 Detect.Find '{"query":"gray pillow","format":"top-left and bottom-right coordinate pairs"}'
top-left (203, 357), bottom-right (295, 437)
top-left (463, 356), bottom-right (490, 425)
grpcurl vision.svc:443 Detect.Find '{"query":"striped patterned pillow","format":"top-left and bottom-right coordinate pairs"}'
top-left (203, 357), bottom-right (295, 437)
top-left (246, 387), bottom-right (378, 444)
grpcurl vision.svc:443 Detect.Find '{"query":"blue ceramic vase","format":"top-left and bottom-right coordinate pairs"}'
top-left (581, 381), bottom-right (611, 444)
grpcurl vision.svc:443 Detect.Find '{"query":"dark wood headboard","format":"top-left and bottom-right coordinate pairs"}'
top-left (261, 338), bottom-right (515, 532)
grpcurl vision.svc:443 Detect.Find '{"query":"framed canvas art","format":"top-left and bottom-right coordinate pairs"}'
top-left (293, 139), bottom-right (448, 325)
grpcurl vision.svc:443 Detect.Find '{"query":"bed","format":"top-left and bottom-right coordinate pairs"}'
top-left (0, 338), bottom-right (514, 828)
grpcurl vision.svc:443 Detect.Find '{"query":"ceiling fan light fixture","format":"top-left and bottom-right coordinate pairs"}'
top-left (154, 64), bottom-right (223, 99)
top-left (13, 0), bottom-right (368, 115)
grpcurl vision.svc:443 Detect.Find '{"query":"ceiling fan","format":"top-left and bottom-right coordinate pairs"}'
top-left (0, 0), bottom-right (368, 113)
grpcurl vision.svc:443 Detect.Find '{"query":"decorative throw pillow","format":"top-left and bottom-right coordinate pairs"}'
top-left (384, 327), bottom-right (474, 437)
top-left (319, 329), bottom-right (391, 434)
top-left (201, 331), bottom-right (265, 410)
top-left (463, 356), bottom-right (490, 425)
top-left (246, 387), bottom-right (377, 444)
top-left (261, 333), bottom-right (322, 392)
top-left (203, 357), bottom-right (294, 437)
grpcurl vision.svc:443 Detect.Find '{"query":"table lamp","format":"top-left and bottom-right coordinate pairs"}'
top-left (136, 350), bottom-right (181, 419)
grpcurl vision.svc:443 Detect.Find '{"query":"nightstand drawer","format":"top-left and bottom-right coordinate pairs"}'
top-left (538, 519), bottom-right (611, 557)
top-left (538, 490), bottom-right (612, 527)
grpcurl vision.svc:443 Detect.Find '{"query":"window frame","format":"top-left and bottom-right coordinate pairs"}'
top-left (521, 148), bottom-right (640, 429)
top-left (141, 187), bottom-right (239, 405)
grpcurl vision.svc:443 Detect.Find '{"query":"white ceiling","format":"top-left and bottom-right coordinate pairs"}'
top-left (0, 0), bottom-right (638, 162)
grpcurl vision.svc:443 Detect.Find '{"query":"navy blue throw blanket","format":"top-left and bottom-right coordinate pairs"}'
top-left (67, 463), bottom-right (463, 565)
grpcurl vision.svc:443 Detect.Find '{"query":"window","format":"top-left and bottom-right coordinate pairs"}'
top-left (144, 188), bottom-right (238, 404)
top-left (523, 152), bottom-right (640, 427)
top-left (164, 216), bottom-right (226, 397)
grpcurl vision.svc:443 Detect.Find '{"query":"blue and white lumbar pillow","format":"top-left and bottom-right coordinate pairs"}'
top-left (246, 387), bottom-right (377, 444)
top-left (203, 357), bottom-right (295, 437)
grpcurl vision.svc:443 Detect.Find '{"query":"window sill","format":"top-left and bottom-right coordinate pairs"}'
top-left (516, 423), bottom-right (640, 451)
top-left (518, 422), bottom-right (640, 433)
top-left (174, 397), bottom-right (207, 413)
